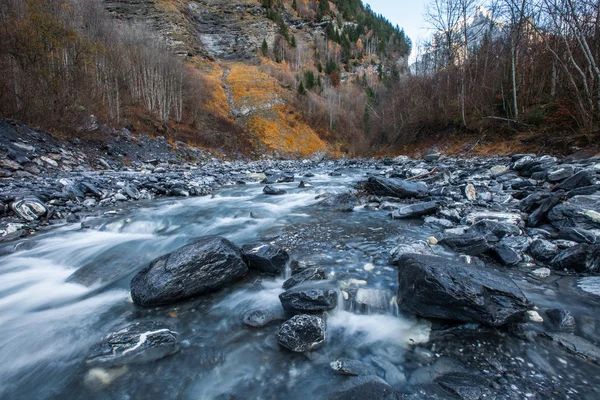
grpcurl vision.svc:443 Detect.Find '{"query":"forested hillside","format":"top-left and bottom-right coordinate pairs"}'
top-left (0, 0), bottom-right (412, 157)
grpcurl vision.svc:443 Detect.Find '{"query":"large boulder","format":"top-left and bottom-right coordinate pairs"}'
top-left (277, 314), bottom-right (326, 352)
top-left (86, 322), bottom-right (178, 367)
top-left (363, 176), bottom-right (428, 199)
top-left (396, 254), bottom-right (529, 326)
top-left (263, 185), bottom-right (287, 195)
top-left (240, 243), bottom-right (289, 275)
top-left (282, 267), bottom-right (327, 289)
top-left (548, 195), bottom-right (600, 230)
top-left (279, 283), bottom-right (338, 313)
top-left (130, 236), bottom-right (248, 306)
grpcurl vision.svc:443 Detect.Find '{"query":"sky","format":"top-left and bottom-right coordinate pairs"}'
top-left (364, 0), bottom-right (431, 60)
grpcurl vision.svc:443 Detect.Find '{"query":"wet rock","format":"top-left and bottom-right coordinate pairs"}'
top-left (424, 153), bottom-right (441, 162)
top-left (363, 176), bottom-right (428, 199)
top-left (330, 358), bottom-right (379, 376)
top-left (396, 254), bottom-right (529, 326)
top-left (434, 373), bottom-right (493, 400)
top-left (243, 309), bottom-right (279, 328)
top-left (552, 170), bottom-right (596, 192)
top-left (277, 314), bottom-right (326, 352)
top-left (11, 196), bottom-right (47, 221)
top-left (86, 322), bottom-right (178, 367)
top-left (328, 375), bottom-right (402, 400)
top-left (279, 283), bottom-right (338, 313)
top-left (390, 201), bottom-right (438, 219)
top-left (550, 244), bottom-right (600, 273)
top-left (465, 212), bottom-right (522, 226)
top-left (241, 243), bottom-right (289, 275)
top-left (558, 227), bottom-right (597, 244)
top-left (263, 185), bottom-right (287, 195)
top-left (545, 309), bottom-right (576, 330)
top-left (439, 233), bottom-right (489, 256)
top-left (277, 172), bottom-right (295, 183)
top-left (489, 242), bottom-right (522, 266)
top-left (130, 236), bottom-right (248, 306)
top-left (298, 181), bottom-right (313, 188)
top-left (282, 267), bottom-right (327, 290)
top-left (424, 217), bottom-right (454, 229)
top-left (548, 195), bottom-right (600, 230)
top-left (529, 239), bottom-right (559, 262)
top-left (539, 332), bottom-right (600, 365)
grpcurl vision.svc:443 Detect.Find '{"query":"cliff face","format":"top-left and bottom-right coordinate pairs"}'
top-left (102, 0), bottom-right (408, 157)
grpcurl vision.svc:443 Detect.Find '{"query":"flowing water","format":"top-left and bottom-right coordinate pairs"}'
top-left (0, 170), bottom-right (599, 399)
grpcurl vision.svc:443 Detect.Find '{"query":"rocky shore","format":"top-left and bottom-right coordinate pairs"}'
top-left (2, 118), bottom-right (600, 398)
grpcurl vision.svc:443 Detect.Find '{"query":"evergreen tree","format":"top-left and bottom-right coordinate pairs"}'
top-left (261, 38), bottom-right (269, 56)
top-left (297, 81), bottom-right (306, 95)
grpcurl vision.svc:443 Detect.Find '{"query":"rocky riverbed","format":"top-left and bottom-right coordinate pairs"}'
top-left (1, 120), bottom-right (600, 399)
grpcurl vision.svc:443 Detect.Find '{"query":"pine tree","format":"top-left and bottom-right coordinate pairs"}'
top-left (261, 38), bottom-right (269, 56)
top-left (297, 81), bottom-right (306, 95)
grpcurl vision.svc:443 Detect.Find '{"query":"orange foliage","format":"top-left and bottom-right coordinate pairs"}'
top-left (248, 105), bottom-right (327, 157)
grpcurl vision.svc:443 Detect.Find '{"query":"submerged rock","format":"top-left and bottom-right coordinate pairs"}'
top-left (328, 375), bottom-right (402, 400)
top-left (330, 358), bottom-right (379, 376)
top-left (243, 309), bottom-right (280, 328)
top-left (241, 243), bottom-right (289, 275)
top-left (277, 314), bottom-right (326, 352)
top-left (279, 283), bottom-right (338, 313)
top-left (545, 309), bottom-right (576, 330)
top-left (130, 236), bottom-right (248, 306)
top-left (363, 176), bottom-right (428, 199)
top-left (396, 254), bottom-right (529, 326)
top-left (87, 322), bottom-right (178, 367)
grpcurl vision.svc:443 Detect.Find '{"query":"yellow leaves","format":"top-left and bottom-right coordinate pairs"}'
top-left (193, 59), bottom-right (231, 120)
top-left (248, 105), bottom-right (327, 157)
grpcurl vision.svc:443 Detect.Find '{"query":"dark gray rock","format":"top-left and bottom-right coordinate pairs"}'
top-left (282, 267), bottom-right (327, 289)
top-left (328, 375), bottom-right (402, 400)
top-left (263, 185), bottom-right (287, 195)
top-left (277, 314), bottom-right (326, 352)
top-left (277, 172), bottom-right (295, 183)
top-left (550, 244), bottom-right (600, 273)
top-left (330, 358), bottom-right (379, 376)
top-left (396, 254), bottom-right (529, 326)
top-left (241, 243), bottom-right (289, 275)
top-left (391, 201), bottom-right (438, 219)
top-left (279, 284), bottom-right (338, 313)
top-left (434, 373), bottom-right (493, 400)
top-left (545, 309), bottom-right (576, 330)
top-left (489, 243), bottom-right (522, 266)
top-left (363, 176), bottom-right (428, 199)
top-left (467, 220), bottom-right (520, 243)
top-left (558, 227), bottom-right (597, 244)
top-left (529, 239), bottom-right (559, 261)
top-left (528, 192), bottom-right (564, 227)
top-left (316, 192), bottom-right (358, 212)
top-left (86, 322), bottom-right (178, 367)
top-left (548, 166), bottom-right (574, 182)
top-left (10, 196), bottom-right (47, 221)
top-left (548, 195), bottom-right (600, 230)
top-left (552, 170), bottom-right (596, 192)
top-left (130, 236), bottom-right (248, 306)
top-left (439, 233), bottom-right (490, 256)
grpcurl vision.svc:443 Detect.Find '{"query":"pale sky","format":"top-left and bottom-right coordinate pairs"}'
top-left (364, 0), bottom-right (431, 60)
